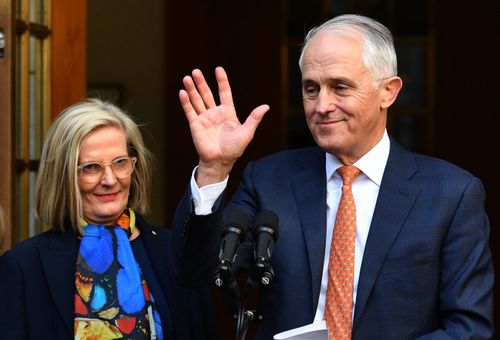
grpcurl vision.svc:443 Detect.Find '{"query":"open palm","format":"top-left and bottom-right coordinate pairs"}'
top-left (179, 67), bottom-right (269, 185)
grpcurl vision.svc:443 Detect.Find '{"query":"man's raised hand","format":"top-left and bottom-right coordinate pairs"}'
top-left (179, 67), bottom-right (269, 187)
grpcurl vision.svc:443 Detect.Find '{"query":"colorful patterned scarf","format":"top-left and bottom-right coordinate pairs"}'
top-left (74, 209), bottom-right (163, 339)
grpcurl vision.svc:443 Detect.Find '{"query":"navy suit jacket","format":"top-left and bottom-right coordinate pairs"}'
top-left (0, 214), bottom-right (218, 340)
top-left (176, 138), bottom-right (494, 339)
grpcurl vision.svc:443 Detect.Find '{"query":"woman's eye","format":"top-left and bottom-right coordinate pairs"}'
top-left (82, 163), bottom-right (101, 173)
top-left (113, 158), bottom-right (129, 169)
top-left (114, 158), bottom-right (127, 166)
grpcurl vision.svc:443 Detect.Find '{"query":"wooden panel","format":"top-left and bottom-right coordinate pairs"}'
top-left (164, 0), bottom-right (284, 218)
top-left (164, 2), bottom-right (283, 339)
top-left (51, 0), bottom-right (87, 118)
top-left (0, 0), bottom-right (14, 248)
top-left (434, 1), bottom-right (500, 331)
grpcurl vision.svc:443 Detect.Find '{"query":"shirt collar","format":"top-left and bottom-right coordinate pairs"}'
top-left (325, 130), bottom-right (390, 186)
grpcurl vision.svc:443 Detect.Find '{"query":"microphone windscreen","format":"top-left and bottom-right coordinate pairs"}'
top-left (254, 210), bottom-right (279, 240)
top-left (222, 210), bottom-right (252, 237)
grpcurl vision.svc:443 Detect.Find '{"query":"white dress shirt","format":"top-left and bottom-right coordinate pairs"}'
top-left (190, 167), bottom-right (228, 215)
top-left (313, 130), bottom-right (390, 322)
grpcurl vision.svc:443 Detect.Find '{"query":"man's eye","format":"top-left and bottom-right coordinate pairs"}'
top-left (334, 84), bottom-right (349, 92)
top-left (303, 86), bottom-right (319, 96)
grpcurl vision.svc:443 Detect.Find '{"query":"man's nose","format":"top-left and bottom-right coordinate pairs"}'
top-left (316, 90), bottom-right (337, 115)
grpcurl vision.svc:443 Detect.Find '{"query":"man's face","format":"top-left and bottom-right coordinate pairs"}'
top-left (301, 30), bottom-right (388, 164)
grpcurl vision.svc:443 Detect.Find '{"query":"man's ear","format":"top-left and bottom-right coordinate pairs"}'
top-left (380, 76), bottom-right (403, 110)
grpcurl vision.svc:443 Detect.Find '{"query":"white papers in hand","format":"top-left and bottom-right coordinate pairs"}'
top-left (273, 321), bottom-right (329, 340)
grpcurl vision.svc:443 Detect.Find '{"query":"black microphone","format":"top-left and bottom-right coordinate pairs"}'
top-left (253, 210), bottom-right (279, 285)
top-left (214, 210), bottom-right (251, 287)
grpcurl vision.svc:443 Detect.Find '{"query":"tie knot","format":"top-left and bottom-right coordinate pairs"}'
top-left (337, 165), bottom-right (361, 186)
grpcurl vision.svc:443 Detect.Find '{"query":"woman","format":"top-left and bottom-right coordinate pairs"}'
top-left (0, 99), bottom-right (219, 339)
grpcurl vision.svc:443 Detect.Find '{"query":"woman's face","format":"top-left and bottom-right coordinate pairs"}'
top-left (78, 126), bottom-right (131, 225)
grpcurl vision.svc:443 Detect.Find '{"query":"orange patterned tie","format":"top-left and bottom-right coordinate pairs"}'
top-left (325, 165), bottom-right (361, 339)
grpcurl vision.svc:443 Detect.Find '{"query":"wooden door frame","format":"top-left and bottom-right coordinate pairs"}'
top-left (0, 0), bottom-right (86, 249)
top-left (51, 0), bottom-right (87, 118)
top-left (0, 0), bottom-right (14, 248)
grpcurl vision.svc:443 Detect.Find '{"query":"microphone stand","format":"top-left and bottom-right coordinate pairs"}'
top-left (215, 207), bottom-right (278, 340)
top-left (233, 262), bottom-right (274, 340)
top-left (236, 306), bottom-right (254, 340)
top-left (214, 261), bottom-right (241, 320)
top-left (214, 263), bottom-right (273, 340)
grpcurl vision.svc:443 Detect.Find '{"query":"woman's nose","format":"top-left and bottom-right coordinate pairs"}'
top-left (100, 165), bottom-right (117, 185)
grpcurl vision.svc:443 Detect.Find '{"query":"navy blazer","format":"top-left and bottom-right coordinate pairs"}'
top-left (175, 138), bottom-right (494, 339)
top-left (0, 214), bottom-right (218, 340)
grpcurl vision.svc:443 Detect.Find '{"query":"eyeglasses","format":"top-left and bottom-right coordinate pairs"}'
top-left (77, 156), bottom-right (137, 183)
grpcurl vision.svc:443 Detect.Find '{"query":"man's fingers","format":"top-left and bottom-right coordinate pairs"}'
top-left (192, 69), bottom-right (217, 109)
top-left (179, 89), bottom-right (198, 124)
top-left (242, 104), bottom-right (270, 135)
top-left (215, 67), bottom-right (235, 109)
top-left (182, 73), bottom-right (207, 114)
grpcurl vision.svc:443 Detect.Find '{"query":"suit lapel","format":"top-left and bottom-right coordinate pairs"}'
top-left (137, 219), bottom-right (176, 309)
top-left (290, 147), bottom-right (327, 314)
top-left (353, 140), bottom-right (420, 327)
top-left (139, 219), bottom-right (181, 335)
top-left (39, 228), bottom-right (79, 334)
top-left (138, 221), bottom-right (170, 288)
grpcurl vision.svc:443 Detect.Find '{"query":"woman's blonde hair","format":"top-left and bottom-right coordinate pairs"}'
top-left (35, 98), bottom-right (152, 233)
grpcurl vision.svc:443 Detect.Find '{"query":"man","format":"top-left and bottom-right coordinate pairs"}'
top-left (174, 14), bottom-right (494, 339)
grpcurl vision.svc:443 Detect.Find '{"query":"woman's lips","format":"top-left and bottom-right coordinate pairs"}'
top-left (94, 192), bottom-right (119, 202)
